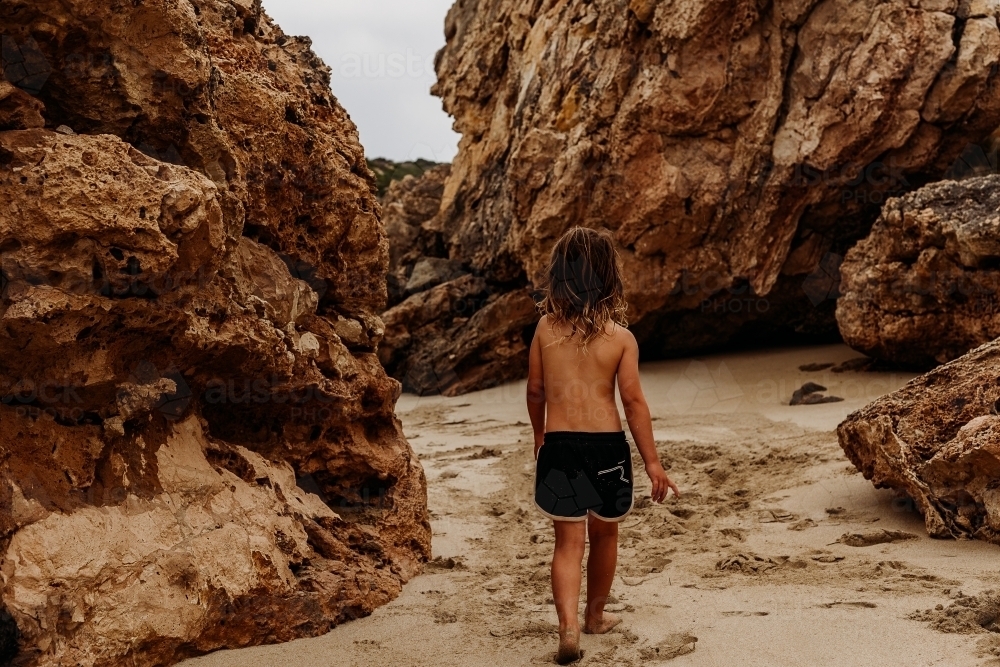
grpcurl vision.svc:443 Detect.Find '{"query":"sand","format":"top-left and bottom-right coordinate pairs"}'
top-left (182, 344), bottom-right (1000, 666)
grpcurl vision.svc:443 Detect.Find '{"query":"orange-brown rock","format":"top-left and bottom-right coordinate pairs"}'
top-left (379, 164), bottom-right (542, 395)
top-left (0, 2), bottom-right (428, 665)
top-left (837, 174), bottom-right (1000, 368)
top-left (380, 275), bottom-right (536, 396)
top-left (382, 164), bottom-right (455, 306)
top-left (388, 0), bottom-right (1000, 393)
top-left (838, 338), bottom-right (1000, 543)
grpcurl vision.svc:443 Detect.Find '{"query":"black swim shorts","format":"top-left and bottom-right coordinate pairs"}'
top-left (534, 431), bottom-right (634, 522)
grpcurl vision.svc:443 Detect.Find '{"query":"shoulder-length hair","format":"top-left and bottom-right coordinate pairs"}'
top-left (538, 227), bottom-right (628, 346)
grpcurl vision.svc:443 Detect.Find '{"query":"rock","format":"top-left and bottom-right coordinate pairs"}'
top-left (800, 393), bottom-right (845, 405)
top-left (382, 164), bottom-right (452, 306)
top-left (838, 175), bottom-right (1000, 368)
top-left (0, 2), bottom-right (429, 665)
top-left (234, 237), bottom-right (319, 327)
top-left (799, 363), bottom-right (835, 372)
top-left (838, 337), bottom-right (1000, 543)
top-left (0, 130), bottom-right (227, 298)
top-left (813, 556), bottom-right (845, 563)
top-left (377, 164), bottom-right (530, 395)
top-left (4, 0), bottom-right (385, 315)
top-left (380, 276), bottom-right (538, 395)
top-left (800, 382), bottom-right (828, 395)
top-left (369, 157), bottom-right (444, 199)
top-left (0, 81), bottom-right (44, 130)
top-left (404, 257), bottom-right (468, 295)
top-left (790, 382), bottom-right (844, 405)
top-left (381, 0), bottom-right (1000, 393)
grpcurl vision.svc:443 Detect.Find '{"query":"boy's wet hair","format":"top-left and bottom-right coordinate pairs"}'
top-left (539, 227), bottom-right (628, 345)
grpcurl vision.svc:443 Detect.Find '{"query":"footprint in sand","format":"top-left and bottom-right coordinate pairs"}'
top-left (638, 633), bottom-right (698, 661)
top-left (788, 518), bottom-right (817, 531)
top-left (836, 530), bottom-right (917, 547)
top-left (722, 610), bottom-right (769, 617)
top-left (811, 554), bottom-right (845, 563)
top-left (818, 601), bottom-right (877, 609)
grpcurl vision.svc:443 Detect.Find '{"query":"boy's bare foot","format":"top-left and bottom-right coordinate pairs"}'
top-left (583, 613), bottom-right (621, 635)
top-left (556, 627), bottom-right (581, 664)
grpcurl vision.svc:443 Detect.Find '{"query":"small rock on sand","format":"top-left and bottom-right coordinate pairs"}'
top-left (790, 382), bottom-right (845, 405)
top-left (799, 363), bottom-right (835, 372)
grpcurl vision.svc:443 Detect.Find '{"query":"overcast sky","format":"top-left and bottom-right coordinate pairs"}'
top-left (262, 0), bottom-right (460, 163)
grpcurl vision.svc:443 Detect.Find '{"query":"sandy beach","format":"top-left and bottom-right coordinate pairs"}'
top-left (182, 344), bottom-right (1000, 667)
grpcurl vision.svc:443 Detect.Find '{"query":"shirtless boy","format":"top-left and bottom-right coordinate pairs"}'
top-left (527, 227), bottom-right (680, 664)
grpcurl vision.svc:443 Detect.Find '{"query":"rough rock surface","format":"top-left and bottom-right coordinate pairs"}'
top-left (838, 337), bottom-right (1000, 543)
top-left (0, 2), bottom-right (429, 666)
top-left (380, 166), bottom-right (540, 395)
top-left (383, 165), bottom-right (454, 306)
top-left (380, 276), bottom-right (537, 396)
top-left (838, 175), bottom-right (1000, 368)
top-left (384, 0), bottom-right (1000, 394)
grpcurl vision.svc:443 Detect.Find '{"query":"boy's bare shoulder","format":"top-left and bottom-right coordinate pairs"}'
top-left (535, 315), bottom-right (551, 341)
top-left (610, 323), bottom-right (637, 348)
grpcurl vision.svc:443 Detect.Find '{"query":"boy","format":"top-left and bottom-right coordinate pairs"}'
top-left (527, 227), bottom-right (680, 664)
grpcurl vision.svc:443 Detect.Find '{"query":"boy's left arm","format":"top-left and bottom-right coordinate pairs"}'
top-left (526, 327), bottom-right (546, 459)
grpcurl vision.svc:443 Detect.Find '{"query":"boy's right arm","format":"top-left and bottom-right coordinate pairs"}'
top-left (526, 322), bottom-right (546, 459)
top-left (617, 331), bottom-right (680, 503)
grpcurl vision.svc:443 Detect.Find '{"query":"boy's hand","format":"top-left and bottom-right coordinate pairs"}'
top-left (645, 461), bottom-right (680, 503)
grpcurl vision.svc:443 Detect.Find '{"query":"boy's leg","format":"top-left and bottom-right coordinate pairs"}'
top-left (552, 520), bottom-right (586, 662)
top-left (584, 515), bottom-right (622, 634)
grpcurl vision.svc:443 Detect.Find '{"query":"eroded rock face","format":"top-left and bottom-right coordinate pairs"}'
top-left (380, 276), bottom-right (536, 396)
top-left (389, 0), bottom-right (1000, 393)
top-left (383, 165), bottom-right (455, 306)
top-left (379, 164), bottom-right (542, 395)
top-left (837, 175), bottom-right (1000, 368)
top-left (0, 2), bottom-right (429, 665)
top-left (838, 338), bottom-right (1000, 543)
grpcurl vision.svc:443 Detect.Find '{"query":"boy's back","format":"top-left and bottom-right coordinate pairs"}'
top-left (525, 226), bottom-right (678, 664)
top-left (533, 315), bottom-right (630, 434)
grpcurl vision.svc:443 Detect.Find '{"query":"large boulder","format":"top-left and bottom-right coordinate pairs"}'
top-left (380, 275), bottom-right (537, 396)
top-left (838, 337), bottom-right (1000, 543)
top-left (382, 0), bottom-right (1000, 394)
top-left (837, 174), bottom-right (1000, 368)
top-left (0, 2), bottom-right (429, 666)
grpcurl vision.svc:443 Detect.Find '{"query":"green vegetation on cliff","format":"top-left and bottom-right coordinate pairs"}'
top-left (367, 157), bottom-right (440, 198)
